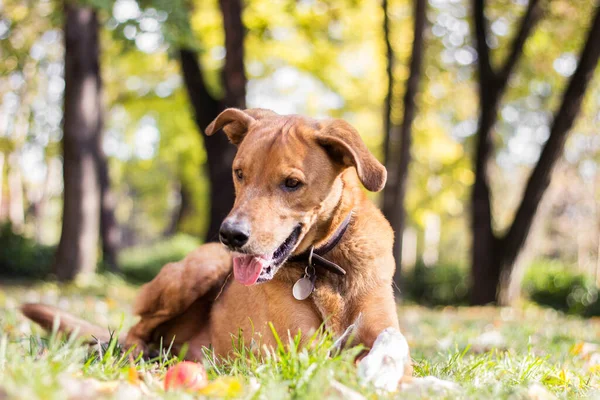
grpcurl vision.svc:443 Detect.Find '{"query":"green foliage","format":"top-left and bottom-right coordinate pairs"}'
top-left (0, 224), bottom-right (54, 279)
top-left (404, 262), bottom-right (470, 306)
top-left (405, 259), bottom-right (600, 318)
top-left (119, 233), bottom-right (201, 283)
top-left (523, 260), bottom-right (600, 317)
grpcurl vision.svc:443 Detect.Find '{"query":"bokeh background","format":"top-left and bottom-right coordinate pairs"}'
top-left (0, 0), bottom-right (599, 313)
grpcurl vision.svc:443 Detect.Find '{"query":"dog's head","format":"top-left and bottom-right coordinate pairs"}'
top-left (205, 108), bottom-right (386, 286)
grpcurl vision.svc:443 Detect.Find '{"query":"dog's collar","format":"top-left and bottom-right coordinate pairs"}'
top-left (288, 210), bottom-right (354, 276)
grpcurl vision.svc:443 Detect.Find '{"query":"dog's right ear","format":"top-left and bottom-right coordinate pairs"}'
top-left (205, 108), bottom-right (256, 145)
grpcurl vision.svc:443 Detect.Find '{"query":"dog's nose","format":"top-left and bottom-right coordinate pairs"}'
top-left (219, 220), bottom-right (250, 249)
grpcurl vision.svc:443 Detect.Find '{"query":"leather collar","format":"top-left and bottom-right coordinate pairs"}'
top-left (288, 210), bottom-right (353, 276)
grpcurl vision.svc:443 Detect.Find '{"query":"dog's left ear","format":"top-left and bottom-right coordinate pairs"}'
top-left (205, 108), bottom-right (256, 145)
top-left (205, 108), bottom-right (278, 145)
top-left (316, 119), bottom-right (387, 192)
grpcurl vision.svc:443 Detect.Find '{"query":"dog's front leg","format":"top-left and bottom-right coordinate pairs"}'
top-left (350, 284), bottom-right (412, 392)
top-left (357, 327), bottom-right (411, 391)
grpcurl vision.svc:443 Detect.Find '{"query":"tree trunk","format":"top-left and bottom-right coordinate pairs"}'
top-left (97, 148), bottom-right (120, 273)
top-left (381, 0), bottom-right (427, 289)
top-left (53, 3), bottom-right (102, 281)
top-left (470, 0), bottom-right (540, 305)
top-left (178, 0), bottom-right (246, 242)
top-left (469, 91), bottom-right (501, 305)
top-left (381, 0), bottom-right (396, 214)
top-left (179, 49), bottom-right (236, 242)
top-left (164, 180), bottom-right (194, 236)
top-left (469, 0), bottom-right (600, 304)
top-left (0, 152), bottom-right (4, 222)
top-left (497, 5), bottom-right (600, 298)
top-left (220, 0), bottom-right (247, 110)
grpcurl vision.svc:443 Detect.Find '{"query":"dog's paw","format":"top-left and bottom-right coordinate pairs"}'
top-left (357, 328), bottom-right (410, 392)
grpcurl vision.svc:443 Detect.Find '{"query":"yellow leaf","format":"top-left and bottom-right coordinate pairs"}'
top-left (128, 366), bottom-right (140, 384)
top-left (559, 369), bottom-right (569, 384)
top-left (571, 342), bottom-right (584, 356)
top-left (198, 377), bottom-right (244, 397)
top-left (588, 365), bottom-right (600, 374)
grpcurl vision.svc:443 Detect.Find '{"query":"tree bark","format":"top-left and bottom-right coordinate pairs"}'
top-left (0, 152), bottom-right (4, 222)
top-left (469, 0), bottom-right (600, 304)
top-left (164, 180), bottom-right (194, 236)
top-left (470, 0), bottom-right (541, 304)
top-left (53, 3), bottom-right (102, 281)
top-left (382, 0), bottom-right (396, 213)
top-left (97, 148), bottom-right (120, 273)
top-left (178, 0), bottom-right (246, 242)
top-left (220, 0), bottom-right (247, 110)
top-left (381, 0), bottom-right (427, 288)
top-left (392, 0), bottom-right (427, 285)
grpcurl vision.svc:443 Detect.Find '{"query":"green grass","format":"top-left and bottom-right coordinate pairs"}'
top-left (2, 276), bottom-right (600, 399)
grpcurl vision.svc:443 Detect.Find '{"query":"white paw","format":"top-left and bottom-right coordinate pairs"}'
top-left (357, 328), bottom-right (410, 392)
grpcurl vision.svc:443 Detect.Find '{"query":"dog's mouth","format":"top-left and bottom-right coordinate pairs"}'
top-left (232, 225), bottom-right (302, 286)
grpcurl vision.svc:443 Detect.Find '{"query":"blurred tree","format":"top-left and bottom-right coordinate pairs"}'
top-left (53, 2), bottom-right (107, 280)
top-left (0, 153), bottom-right (3, 218)
top-left (382, 0), bottom-right (427, 288)
top-left (98, 148), bottom-right (120, 273)
top-left (179, 0), bottom-right (246, 242)
top-left (382, 0), bottom-right (395, 177)
top-left (470, 0), bottom-right (600, 305)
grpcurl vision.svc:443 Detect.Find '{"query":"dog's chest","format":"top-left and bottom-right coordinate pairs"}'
top-left (276, 265), bottom-right (349, 336)
top-left (209, 278), bottom-right (323, 356)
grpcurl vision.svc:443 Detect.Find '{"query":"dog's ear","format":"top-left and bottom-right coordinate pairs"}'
top-left (205, 108), bottom-right (278, 145)
top-left (316, 119), bottom-right (387, 192)
top-left (205, 108), bottom-right (254, 145)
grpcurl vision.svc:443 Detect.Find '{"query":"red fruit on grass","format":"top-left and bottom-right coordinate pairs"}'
top-left (164, 361), bottom-right (208, 391)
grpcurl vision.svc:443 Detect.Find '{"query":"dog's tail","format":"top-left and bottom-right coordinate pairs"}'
top-left (21, 303), bottom-right (122, 344)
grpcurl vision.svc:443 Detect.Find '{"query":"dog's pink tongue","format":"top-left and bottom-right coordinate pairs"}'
top-left (233, 255), bottom-right (268, 286)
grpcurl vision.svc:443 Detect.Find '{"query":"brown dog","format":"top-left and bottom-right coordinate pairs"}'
top-left (22, 108), bottom-right (412, 391)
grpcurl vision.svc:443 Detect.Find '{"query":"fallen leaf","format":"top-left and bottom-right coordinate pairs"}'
top-left (128, 366), bottom-right (140, 385)
top-left (198, 376), bottom-right (244, 397)
top-left (571, 342), bottom-right (599, 358)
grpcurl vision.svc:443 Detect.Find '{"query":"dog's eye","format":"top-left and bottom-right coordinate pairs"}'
top-left (283, 178), bottom-right (302, 191)
top-left (235, 169), bottom-right (243, 180)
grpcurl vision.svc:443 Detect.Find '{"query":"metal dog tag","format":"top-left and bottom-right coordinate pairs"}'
top-left (293, 247), bottom-right (317, 301)
top-left (293, 276), bottom-right (314, 301)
